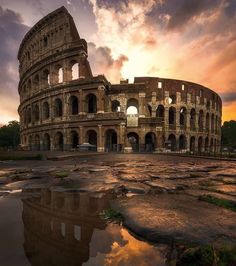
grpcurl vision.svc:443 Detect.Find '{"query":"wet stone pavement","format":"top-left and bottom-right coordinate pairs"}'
top-left (0, 153), bottom-right (236, 265)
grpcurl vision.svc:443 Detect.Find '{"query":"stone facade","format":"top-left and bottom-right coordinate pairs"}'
top-left (18, 6), bottom-right (222, 153)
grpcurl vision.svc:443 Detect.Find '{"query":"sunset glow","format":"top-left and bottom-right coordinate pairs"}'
top-left (0, 0), bottom-right (235, 124)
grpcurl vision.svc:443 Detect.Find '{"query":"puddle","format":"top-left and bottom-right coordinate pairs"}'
top-left (0, 188), bottom-right (168, 266)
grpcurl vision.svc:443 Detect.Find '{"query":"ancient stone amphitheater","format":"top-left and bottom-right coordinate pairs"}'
top-left (18, 6), bottom-right (222, 153)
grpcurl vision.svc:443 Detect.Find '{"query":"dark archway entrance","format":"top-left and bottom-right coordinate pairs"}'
top-left (145, 132), bottom-right (156, 152)
top-left (168, 134), bottom-right (176, 151)
top-left (70, 131), bottom-right (79, 149)
top-left (105, 129), bottom-right (118, 152)
top-left (43, 133), bottom-right (51, 151)
top-left (54, 132), bottom-right (64, 151)
top-left (127, 132), bottom-right (139, 152)
top-left (179, 135), bottom-right (187, 150)
top-left (86, 130), bottom-right (97, 150)
top-left (87, 94), bottom-right (97, 113)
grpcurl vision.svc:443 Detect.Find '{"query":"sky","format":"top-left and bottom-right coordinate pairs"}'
top-left (0, 0), bottom-right (235, 125)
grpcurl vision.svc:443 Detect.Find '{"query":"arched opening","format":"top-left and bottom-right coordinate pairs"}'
top-left (42, 102), bottom-right (50, 120)
top-left (145, 132), bottom-right (156, 152)
top-left (156, 105), bottom-right (164, 121)
top-left (205, 137), bottom-right (209, 152)
top-left (180, 107), bottom-right (187, 127)
top-left (33, 104), bottom-right (39, 122)
top-left (127, 98), bottom-right (139, 115)
top-left (111, 100), bottom-right (120, 112)
top-left (27, 108), bottom-right (32, 124)
top-left (206, 113), bottom-right (210, 131)
top-left (105, 129), bottom-right (118, 152)
top-left (168, 134), bottom-right (176, 151)
top-left (111, 100), bottom-right (121, 112)
top-left (57, 67), bottom-right (63, 83)
top-left (86, 94), bottom-right (97, 113)
top-left (42, 69), bottom-right (50, 87)
top-left (198, 137), bottom-right (203, 153)
top-left (168, 94), bottom-right (176, 104)
top-left (43, 133), bottom-right (51, 151)
top-left (211, 114), bottom-right (215, 133)
top-left (33, 75), bottom-right (39, 91)
top-left (169, 107), bottom-right (176, 125)
top-left (34, 135), bottom-right (40, 151)
top-left (127, 132), bottom-right (139, 152)
top-left (86, 130), bottom-right (97, 149)
top-left (198, 110), bottom-right (204, 132)
top-left (71, 62), bottom-right (79, 80)
top-left (179, 135), bottom-right (187, 150)
top-left (190, 136), bottom-right (195, 152)
top-left (54, 132), bottom-right (64, 151)
top-left (70, 131), bottom-right (79, 149)
top-left (190, 108), bottom-right (196, 130)
top-left (69, 96), bottom-right (79, 115)
top-left (54, 98), bottom-right (63, 117)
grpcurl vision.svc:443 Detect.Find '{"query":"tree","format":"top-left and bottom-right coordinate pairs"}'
top-left (0, 121), bottom-right (20, 149)
top-left (221, 120), bottom-right (236, 150)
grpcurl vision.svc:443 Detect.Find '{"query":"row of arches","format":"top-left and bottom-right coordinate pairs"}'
top-left (26, 129), bottom-right (220, 154)
top-left (21, 61), bottom-right (80, 100)
top-left (23, 94), bottom-right (98, 124)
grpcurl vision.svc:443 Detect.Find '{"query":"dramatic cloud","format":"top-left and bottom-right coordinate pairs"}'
top-left (88, 42), bottom-right (128, 82)
top-left (89, 0), bottom-right (236, 121)
top-left (0, 0), bottom-right (236, 124)
top-left (0, 6), bottom-right (29, 124)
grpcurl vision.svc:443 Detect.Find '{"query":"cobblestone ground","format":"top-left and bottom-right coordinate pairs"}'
top-left (0, 153), bottom-right (236, 265)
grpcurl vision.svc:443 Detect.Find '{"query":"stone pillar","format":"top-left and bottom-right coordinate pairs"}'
top-left (97, 125), bottom-right (104, 152)
top-left (119, 123), bottom-right (125, 149)
top-left (176, 107), bottom-right (180, 132)
top-left (138, 92), bottom-right (146, 117)
top-left (97, 85), bottom-right (105, 113)
top-left (79, 126), bottom-right (83, 144)
top-left (151, 92), bottom-right (157, 117)
top-left (186, 135), bottom-right (190, 152)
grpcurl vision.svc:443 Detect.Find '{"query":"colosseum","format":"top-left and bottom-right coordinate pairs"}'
top-left (18, 6), bottom-right (222, 154)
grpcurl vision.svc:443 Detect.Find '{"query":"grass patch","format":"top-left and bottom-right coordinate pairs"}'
top-left (51, 170), bottom-right (70, 178)
top-left (199, 195), bottom-right (236, 212)
top-left (100, 208), bottom-right (123, 225)
top-left (0, 154), bottom-right (42, 160)
top-left (218, 245), bottom-right (236, 266)
top-left (178, 245), bottom-right (215, 266)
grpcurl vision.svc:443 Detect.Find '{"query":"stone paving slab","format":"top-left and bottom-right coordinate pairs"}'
top-left (112, 194), bottom-right (236, 245)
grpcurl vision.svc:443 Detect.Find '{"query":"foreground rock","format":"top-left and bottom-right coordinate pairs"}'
top-left (112, 194), bottom-right (236, 245)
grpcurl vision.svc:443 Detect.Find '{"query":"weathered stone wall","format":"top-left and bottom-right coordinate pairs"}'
top-left (18, 6), bottom-right (222, 154)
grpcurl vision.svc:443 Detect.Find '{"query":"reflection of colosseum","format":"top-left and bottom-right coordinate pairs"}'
top-left (18, 6), bottom-right (222, 153)
top-left (22, 189), bottom-right (114, 265)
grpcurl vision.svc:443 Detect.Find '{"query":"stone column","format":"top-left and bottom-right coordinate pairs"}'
top-left (97, 125), bottom-right (104, 152)
top-left (79, 126), bottom-right (83, 144)
top-left (119, 123), bottom-right (125, 150)
top-left (151, 92), bottom-right (157, 117)
top-left (138, 92), bottom-right (146, 117)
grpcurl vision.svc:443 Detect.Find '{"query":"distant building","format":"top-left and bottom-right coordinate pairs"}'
top-left (18, 6), bottom-right (222, 153)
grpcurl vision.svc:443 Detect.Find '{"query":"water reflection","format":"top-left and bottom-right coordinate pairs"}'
top-left (22, 188), bottom-right (167, 266)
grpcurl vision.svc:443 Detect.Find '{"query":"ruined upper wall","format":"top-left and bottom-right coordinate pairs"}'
top-left (18, 6), bottom-right (88, 78)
